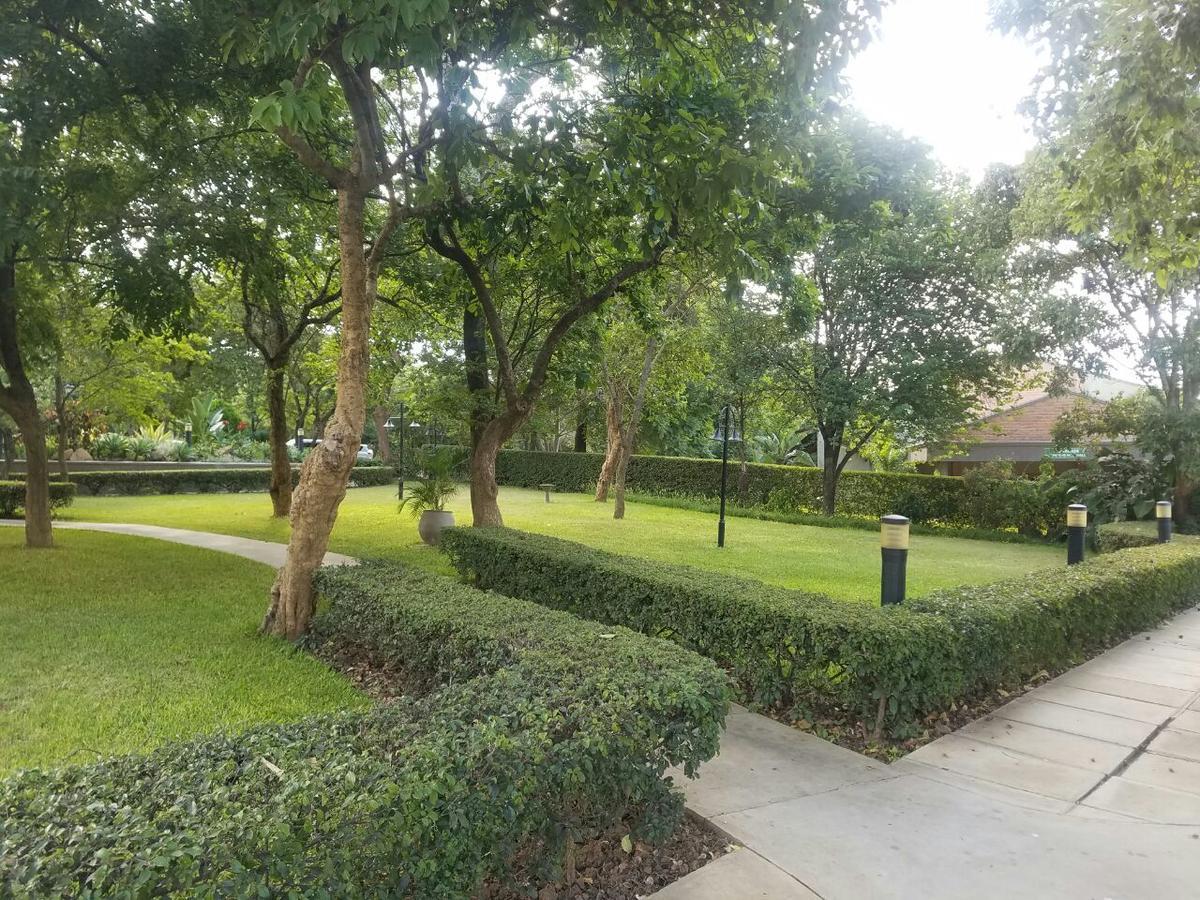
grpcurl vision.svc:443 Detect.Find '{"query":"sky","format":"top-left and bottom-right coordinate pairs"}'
top-left (843, 0), bottom-right (1045, 182)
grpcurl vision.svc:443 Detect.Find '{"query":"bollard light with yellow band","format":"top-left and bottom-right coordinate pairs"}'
top-left (1157, 500), bottom-right (1173, 544)
top-left (1066, 503), bottom-right (1087, 565)
top-left (880, 514), bottom-right (910, 606)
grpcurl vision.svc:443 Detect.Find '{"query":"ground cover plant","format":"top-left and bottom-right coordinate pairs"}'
top-left (0, 528), bottom-right (364, 774)
top-left (0, 553), bottom-right (727, 897)
top-left (58, 485), bottom-right (1062, 601)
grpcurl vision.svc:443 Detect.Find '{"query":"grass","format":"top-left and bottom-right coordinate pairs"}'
top-left (60, 484), bottom-right (1063, 601)
top-left (0, 528), bottom-right (365, 775)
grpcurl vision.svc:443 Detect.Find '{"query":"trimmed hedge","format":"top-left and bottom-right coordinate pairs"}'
top-left (1095, 520), bottom-right (1163, 553)
top-left (0, 561), bottom-right (727, 897)
top-left (57, 465), bottom-right (394, 496)
top-left (493, 449), bottom-right (1006, 527)
top-left (0, 480), bottom-right (76, 518)
top-left (442, 526), bottom-right (1200, 734)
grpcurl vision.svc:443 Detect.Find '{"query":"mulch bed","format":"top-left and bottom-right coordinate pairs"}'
top-left (314, 639), bottom-right (732, 899)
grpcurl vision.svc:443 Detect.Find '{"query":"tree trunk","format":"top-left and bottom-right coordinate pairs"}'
top-left (373, 405), bottom-right (391, 462)
top-left (612, 335), bottom-right (658, 520)
top-left (0, 249), bottom-right (52, 546)
top-left (1, 425), bottom-right (11, 480)
top-left (470, 411), bottom-right (525, 527)
top-left (54, 370), bottom-right (68, 478)
top-left (821, 433), bottom-right (840, 516)
top-left (266, 366), bottom-right (291, 518)
top-left (595, 392), bottom-right (623, 501)
top-left (574, 417), bottom-right (587, 452)
top-left (262, 190), bottom-right (372, 639)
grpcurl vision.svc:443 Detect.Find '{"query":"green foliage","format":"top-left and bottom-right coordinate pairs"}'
top-left (0, 481), bottom-right (75, 518)
top-left (398, 447), bottom-right (461, 517)
top-left (56, 466), bottom-right (392, 496)
top-left (443, 527), bottom-right (1200, 734)
top-left (1, 560), bottom-right (727, 897)
top-left (90, 432), bottom-right (130, 460)
top-left (1095, 521), bottom-right (1164, 553)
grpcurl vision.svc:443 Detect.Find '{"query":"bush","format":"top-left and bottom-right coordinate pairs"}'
top-left (90, 432), bottom-right (129, 460)
top-left (0, 480), bottom-right (76, 518)
top-left (61, 465), bottom-right (394, 496)
top-left (0, 561), bottom-right (727, 898)
top-left (1094, 520), bottom-right (1178, 552)
top-left (493, 449), bottom-right (977, 525)
top-left (442, 526), bottom-right (1200, 735)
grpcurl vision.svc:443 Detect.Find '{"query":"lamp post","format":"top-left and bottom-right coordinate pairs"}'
top-left (392, 402), bottom-right (406, 500)
top-left (1157, 500), bottom-right (1173, 543)
top-left (1067, 503), bottom-right (1087, 565)
top-left (711, 405), bottom-right (741, 548)
top-left (880, 515), bottom-right (910, 605)
top-left (184, 422), bottom-right (192, 447)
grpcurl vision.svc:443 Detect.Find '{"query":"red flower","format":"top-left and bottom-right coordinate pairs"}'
top-left (236, 421), bottom-right (248, 431)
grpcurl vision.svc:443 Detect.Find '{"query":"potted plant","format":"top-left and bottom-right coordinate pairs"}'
top-left (400, 447), bottom-right (459, 545)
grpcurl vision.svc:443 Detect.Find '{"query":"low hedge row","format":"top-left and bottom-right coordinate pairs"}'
top-left (0, 561), bottom-right (727, 897)
top-left (493, 449), bottom-right (1003, 528)
top-left (56, 465), bottom-right (394, 496)
top-left (1095, 520), bottom-right (1163, 553)
top-left (442, 527), bottom-right (1200, 734)
top-left (0, 480), bottom-right (76, 518)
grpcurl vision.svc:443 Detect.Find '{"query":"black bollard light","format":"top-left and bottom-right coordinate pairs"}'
top-left (1157, 500), bottom-right (1173, 543)
top-left (710, 405), bottom-right (740, 548)
top-left (1067, 503), bottom-right (1087, 565)
top-left (184, 422), bottom-right (193, 447)
top-left (880, 514), bottom-right (910, 606)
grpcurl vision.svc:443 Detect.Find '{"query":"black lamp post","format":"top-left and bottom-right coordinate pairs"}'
top-left (184, 422), bottom-right (193, 447)
top-left (388, 402), bottom-right (407, 500)
top-left (711, 405), bottom-right (741, 548)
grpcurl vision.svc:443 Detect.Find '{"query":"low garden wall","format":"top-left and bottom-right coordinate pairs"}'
top-left (0, 561), bottom-right (727, 897)
top-left (442, 527), bottom-right (1200, 736)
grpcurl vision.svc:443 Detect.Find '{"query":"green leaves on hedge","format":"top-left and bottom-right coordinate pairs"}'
top-left (0, 481), bottom-right (75, 518)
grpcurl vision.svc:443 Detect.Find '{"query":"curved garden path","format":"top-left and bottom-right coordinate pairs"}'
top-left (6, 518), bottom-right (1200, 898)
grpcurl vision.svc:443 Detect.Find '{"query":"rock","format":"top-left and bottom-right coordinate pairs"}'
top-left (69, 448), bottom-right (93, 461)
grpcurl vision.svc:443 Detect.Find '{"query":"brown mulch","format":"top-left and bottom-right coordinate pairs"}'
top-left (780, 669), bottom-right (1059, 762)
top-left (481, 817), bottom-right (731, 900)
top-left (314, 639), bottom-right (733, 899)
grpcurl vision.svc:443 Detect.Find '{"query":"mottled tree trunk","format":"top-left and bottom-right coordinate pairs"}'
top-left (595, 393), bottom-right (623, 501)
top-left (373, 405), bottom-right (391, 462)
top-left (262, 190), bottom-right (371, 639)
top-left (0, 250), bottom-right (52, 546)
top-left (469, 410), bottom-right (525, 527)
top-left (266, 366), bottom-right (291, 518)
top-left (574, 417), bottom-right (587, 452)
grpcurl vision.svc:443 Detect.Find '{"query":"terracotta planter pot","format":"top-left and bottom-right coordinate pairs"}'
top-left (417, 509), bottom-right (455, 546)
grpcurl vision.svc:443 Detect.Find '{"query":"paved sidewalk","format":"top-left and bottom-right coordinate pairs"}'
top-left (0, 519), bottom-right (355, 567)
top-left (660, 608), bottom-right (1200, 899)
top-left (9, 520), bottom-right (1200, 897)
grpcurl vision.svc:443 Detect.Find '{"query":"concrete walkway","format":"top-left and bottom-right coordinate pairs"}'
top-left (659, 608), bottom-right (1200, 900)
top-left (8, 520), bottom-right (1200, 898)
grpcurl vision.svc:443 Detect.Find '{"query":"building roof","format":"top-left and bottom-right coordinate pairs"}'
top-left (958, 393), bottom-right (1102, 445)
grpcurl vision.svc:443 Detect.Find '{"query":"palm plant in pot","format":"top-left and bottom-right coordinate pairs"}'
top-left (400, 447), bottom-right (460, 546)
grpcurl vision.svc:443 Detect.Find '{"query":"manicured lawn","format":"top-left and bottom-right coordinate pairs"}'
top-left (0, 528), bottom-right (365, 774)
top-left (62, 485), bottom-right (1063, 600)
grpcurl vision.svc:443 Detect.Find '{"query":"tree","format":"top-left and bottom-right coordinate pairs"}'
top-left (768, 123), bottom-right (1039, 514)
top-left (1, 2), bottom-right (198, 546)
top-left (995, 0), bottom-right (1200, 277)
top-left (217, 0), bottom-right (882, 636)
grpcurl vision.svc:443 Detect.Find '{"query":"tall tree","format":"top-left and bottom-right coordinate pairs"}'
top-left (1, 2), bottom-right (197, 546)
top-left (218, 0), bottom-right (882, 635)
top-left (768, 123), bottom-right (1040, 514)
top-left (995, 0), bottom-right (1200, 277)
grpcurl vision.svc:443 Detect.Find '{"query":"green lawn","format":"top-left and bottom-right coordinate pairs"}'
top-left (61, 485), bottom-right (1062, 601)
top-left (0, 528), bottom-right (365, 775)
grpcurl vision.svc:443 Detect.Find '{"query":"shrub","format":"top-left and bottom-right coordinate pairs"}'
top-left (90, 432), bottom-right (129, 460)
top-left (61, 465), bottom-right (394, 496)
top-left (0, 561), bottom-right (726, 898)
top-left (0, 480), bottom-right (76, 518)
top-left (442, 527), bottom-right (963, 728)
top-left (442, 526), bottom-right (1200, 734)
top-left (1094, 520), bottom-right (1177, 553)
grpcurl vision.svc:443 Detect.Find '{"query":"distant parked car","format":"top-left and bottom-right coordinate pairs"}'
top-left (357, 444), bottom-right (374, 461)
